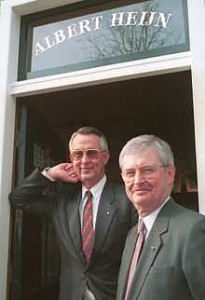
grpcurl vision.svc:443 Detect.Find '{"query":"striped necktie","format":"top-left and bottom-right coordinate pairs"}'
top-left (82, 191), bottom-right (95, 263)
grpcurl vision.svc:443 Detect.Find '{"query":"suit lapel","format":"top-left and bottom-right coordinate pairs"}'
top-left (68, 190), bottom-right (85, 263)
top-left (129, 200), bottom-right (174, 299)
top-left (67, 181), bottom-right (118, 264)
top-left (92, 181), bottom-right (117, 259)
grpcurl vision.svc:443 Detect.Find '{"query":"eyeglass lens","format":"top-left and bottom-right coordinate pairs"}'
top-left (71, 149), bottom-right (101, 160)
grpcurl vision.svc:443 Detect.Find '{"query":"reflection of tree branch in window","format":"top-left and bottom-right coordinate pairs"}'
top-left (85, 2), bottom-right (175, 60)
top-left (86, 35), bottom-right (107, 58)
top-left (145, 26), bottom-right (163, 50)
top-left (142, 3), bottom-right (166, 50)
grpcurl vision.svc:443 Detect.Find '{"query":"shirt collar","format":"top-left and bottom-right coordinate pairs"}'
top-left (142, 196), bottom-right (170, 234)
top-left (82, 175), bottom-right (107, 200)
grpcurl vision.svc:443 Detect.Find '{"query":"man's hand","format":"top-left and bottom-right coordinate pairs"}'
top-left (46, 163), bottom-right (79, 183)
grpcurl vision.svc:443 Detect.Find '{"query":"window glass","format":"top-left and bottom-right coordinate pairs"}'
top-left (25, 0), bottom-right (189, 79)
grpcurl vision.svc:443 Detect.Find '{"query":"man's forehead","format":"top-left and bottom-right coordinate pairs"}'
top-left (122, 148), bottom-right (161, 167)
top-left (72, 134), bottom-right (100, 144)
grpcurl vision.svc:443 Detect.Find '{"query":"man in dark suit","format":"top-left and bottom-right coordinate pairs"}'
top-left (117, 134), bottom-right (205, 300)
top-left (9, 126), bottom-right (137, 300)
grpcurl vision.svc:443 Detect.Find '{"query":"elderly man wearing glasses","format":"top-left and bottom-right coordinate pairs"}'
top-left (116, 134), bottom-right (205, 300)
top-left (9, 126), bottom-right (137, 300)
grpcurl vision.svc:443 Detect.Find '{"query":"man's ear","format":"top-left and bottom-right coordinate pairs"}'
top-left (167, 165), bottom-right (176, 184)
top-left (121, 171), bottom-right (125, 183)
top-left (103, 151), bottom-right (110, 165)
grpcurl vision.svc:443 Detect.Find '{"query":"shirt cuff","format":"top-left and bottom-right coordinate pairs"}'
top-left (41, 168), bottom-right (56, 182)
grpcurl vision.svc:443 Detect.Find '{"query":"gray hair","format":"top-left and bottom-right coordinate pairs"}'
top-left (69, 126), bottom-right (108, 151)
top-left (119, 135), bottom-right (174, 169)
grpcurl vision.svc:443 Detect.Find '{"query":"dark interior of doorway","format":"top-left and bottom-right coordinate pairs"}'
top-left (11, 70), bottom-right (198, 300)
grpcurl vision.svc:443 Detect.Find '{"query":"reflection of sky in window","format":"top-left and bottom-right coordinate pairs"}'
top-left (31, 0), bottom-right (187, 72)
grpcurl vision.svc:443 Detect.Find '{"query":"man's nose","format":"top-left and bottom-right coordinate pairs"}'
top-left (81, 153), bottom-right (90, 163)
top-left (133, 170), bottom-right (144, 183)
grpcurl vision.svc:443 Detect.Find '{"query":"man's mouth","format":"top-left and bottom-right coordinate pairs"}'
top-left (81, 168), bottom-right (92, 173)
top-left (132, 187), bottom-right (151, 194)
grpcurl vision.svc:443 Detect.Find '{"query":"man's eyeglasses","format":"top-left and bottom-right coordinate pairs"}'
top-left (122, 165), bottom-right (168, 183)
top-left (70, 149), bottom-right (105, 161)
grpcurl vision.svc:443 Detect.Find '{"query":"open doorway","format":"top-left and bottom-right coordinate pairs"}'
top-left (9, 70), bottom-right (198, 300)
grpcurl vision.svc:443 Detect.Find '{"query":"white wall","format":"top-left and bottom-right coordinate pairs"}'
top-left (0, 3), bottom-right (19, 300)
top-left (188, 0), bottom-right (205, 214)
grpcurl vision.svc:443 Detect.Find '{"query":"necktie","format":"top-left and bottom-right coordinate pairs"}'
top-left (124, 219), bottom-right (147, 300)
top-left (82, 191), bottom-right (94, 263)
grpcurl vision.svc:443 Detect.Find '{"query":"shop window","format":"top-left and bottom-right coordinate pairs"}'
top-left (18, 0), bottom-right (189, 80)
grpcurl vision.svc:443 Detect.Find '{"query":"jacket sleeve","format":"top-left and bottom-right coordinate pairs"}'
top-left (183, 216), bottom-right (205, 299)
top-left (9, 168), bottom-right (58, 219)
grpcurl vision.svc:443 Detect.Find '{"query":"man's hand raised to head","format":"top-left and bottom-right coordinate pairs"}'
top-left (46, 163), bottom-right (79, 183)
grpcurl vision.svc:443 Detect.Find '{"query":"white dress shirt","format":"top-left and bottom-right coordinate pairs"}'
top-left (142, 196), bottom-right (170, 239)
top-left (80, 175), bottom-right (107, 229)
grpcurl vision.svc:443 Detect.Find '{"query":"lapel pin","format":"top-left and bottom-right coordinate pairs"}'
top-left (106, 211), bottom-right (110, 215)
top-left (151, 246), bottom-right (157, 250)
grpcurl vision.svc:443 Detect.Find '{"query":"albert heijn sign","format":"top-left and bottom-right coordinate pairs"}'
top-left (21, 0), bottom-right (189, 79)
top-left (34, 11), bottom-right (172, 57)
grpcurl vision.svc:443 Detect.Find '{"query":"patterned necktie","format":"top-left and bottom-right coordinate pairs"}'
top-left (82, 191), bottom-right (95, 263)
top-left (124, 219), bottom-right (147, 300)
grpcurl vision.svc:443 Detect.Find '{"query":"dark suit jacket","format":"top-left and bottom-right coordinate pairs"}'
top-left (9, 168), bottom-right (137, 300)
top-left (117, 199), bottom-right (205, 300)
